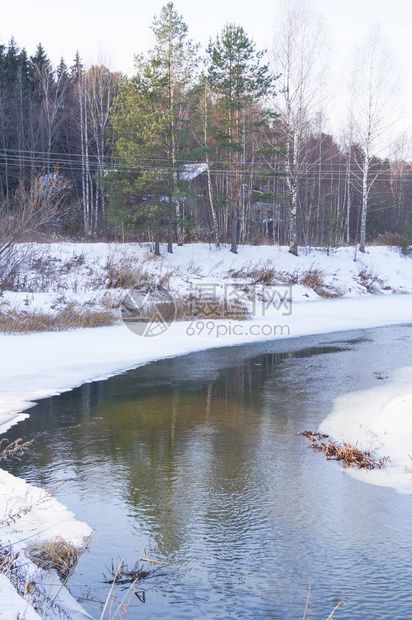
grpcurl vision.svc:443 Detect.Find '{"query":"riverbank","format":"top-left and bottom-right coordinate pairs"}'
top-left (1, 242), bottom-right (412, 618)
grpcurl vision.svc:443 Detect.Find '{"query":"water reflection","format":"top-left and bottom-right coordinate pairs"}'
top-left (4, 328), bottom-right (412, 619)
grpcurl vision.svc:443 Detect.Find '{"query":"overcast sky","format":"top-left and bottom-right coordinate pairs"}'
top-left (2, 0), bottom-right (412, 139)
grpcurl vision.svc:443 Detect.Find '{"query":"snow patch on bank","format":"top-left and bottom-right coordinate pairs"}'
top-left (0, 468), bottom-right (92, 619)
top-left (320, 366), bottom-right (412, 494)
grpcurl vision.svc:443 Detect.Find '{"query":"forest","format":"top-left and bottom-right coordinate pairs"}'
top-left (0, 2), bottom-right (411, 255)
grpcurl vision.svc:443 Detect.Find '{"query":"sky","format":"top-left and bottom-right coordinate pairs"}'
top-left (2, 0), bottom-right (412, 140)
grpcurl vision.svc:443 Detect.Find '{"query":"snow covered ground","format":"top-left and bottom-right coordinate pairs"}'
top-left (3, 242), bottom-right (412, 319)
top-left (1, 241), bottom-right (412, 618)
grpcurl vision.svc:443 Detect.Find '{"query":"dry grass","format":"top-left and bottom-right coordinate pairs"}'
top-left (0, 545), bottom-right (38, 606)
top-left (371, 232), bottom-right (404, 246)
top-left (104, 257), bottom-right (150, 289)
top-left (228, 263), bottom-right (283, 285)
top-left (0, 304), bottom-right (117, 333)
top-left (0, 543), bottom-right (66, 616)
top-left (356, 267), bottom-right (384, 294)
top-left (299, 268), bottom-right (343, 298)
top-left (28, 537), bottom-right (78, 581)
top-left (1, 249), bottom-right (90, 294)
top-left (0, 534), bottom-right (92, 616)
top-left (300, 431), bottom-right (389, 469)
top-left (228, 263), bottom-right (343, 298)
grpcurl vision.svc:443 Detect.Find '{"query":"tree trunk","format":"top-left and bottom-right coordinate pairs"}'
top-left (230, 214), bottom-right (238, 254)
top-left (288, 182), bottom-right (298, 256)
top-left (168, 227), bottom-right (173, 253)
top-left (359, 150), bottom-right (369, 253)
top-left (155, 233), bottom-right (160, 256)
top-left (203, 87), bottom-right (220, 248)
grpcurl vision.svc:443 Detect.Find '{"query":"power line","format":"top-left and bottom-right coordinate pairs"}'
top-left (0, 147), bottom-right (410, 171)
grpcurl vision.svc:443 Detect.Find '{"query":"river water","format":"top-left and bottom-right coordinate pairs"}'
top-left (4, 325), bottom-right (412, 619)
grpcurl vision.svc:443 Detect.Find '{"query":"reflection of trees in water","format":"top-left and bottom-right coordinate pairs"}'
top-left (5, 344), bottom-right (348, 556)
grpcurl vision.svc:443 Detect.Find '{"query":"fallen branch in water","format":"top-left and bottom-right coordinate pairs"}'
top-left (103, 555), bottom-right (167, 585)
top-left (139, 548), bottom-right (169, 565)
top-left (299, 431), bottom-right (390, 469)
top-left (103, 559), bottom-right (151, 585)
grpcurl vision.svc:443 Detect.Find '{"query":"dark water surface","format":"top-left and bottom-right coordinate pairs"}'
top-left (4, 326), bottom-right (412, 619)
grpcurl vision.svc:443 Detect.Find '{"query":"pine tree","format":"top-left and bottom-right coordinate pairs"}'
top-left (207, 24), bottom-right (274, 253)
top-left (107, 73), bottom-right (170, 253)
top-left (149, 2), bottom-right (199, 249)
top-left (108, 3), bottom-right (199, 251)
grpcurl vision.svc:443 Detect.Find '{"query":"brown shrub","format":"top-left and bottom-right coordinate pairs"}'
top-left (300, 431), bottom-right (389, 469)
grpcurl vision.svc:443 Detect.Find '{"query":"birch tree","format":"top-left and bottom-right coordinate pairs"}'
top-left (272, 0), bottom-right (326, 255)
top-left (76, 64), bottom-right (119, 236)
top-left (350, 28), bottom-right (396, 253)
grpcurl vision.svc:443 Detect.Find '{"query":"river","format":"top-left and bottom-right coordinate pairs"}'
top-left (4, 325), bottom-right (412, 619)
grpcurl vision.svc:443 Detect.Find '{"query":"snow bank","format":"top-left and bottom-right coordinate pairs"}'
top-left (0, 573), bottom-right (42, 620)
top-left (0, 466), bottom-right (92, 619)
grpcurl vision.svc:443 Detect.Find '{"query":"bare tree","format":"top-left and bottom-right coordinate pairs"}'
top-left (0, 171), bottom-right (70, 288)
top-left (76, 66), bottom-right (119, 237)
top-left (349, 27), bottom-right (397, 253)
top-left (272, 0), bottom-right (326, 255)
top-left (33, 63), bottom-right (70, 175)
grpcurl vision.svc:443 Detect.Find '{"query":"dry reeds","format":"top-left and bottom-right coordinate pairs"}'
top-left (0, 437), bottom-right (35, 461)
top-left (228, 263), bottom-right (283, 285)
top-left (0, 304), bottom-right (117, 333)
top-left (100, 557), bottom-right (166, 618)
top-left (104, 257), bottom-right (150, 289)
top-left (356, 267), bottom-right (383, 294)
top-left (300, 431), bottom-right (389, 469)
top-left (28, 537), bottom-right (78, 580)
top-left (302, 579), bottom-right (344, 619)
